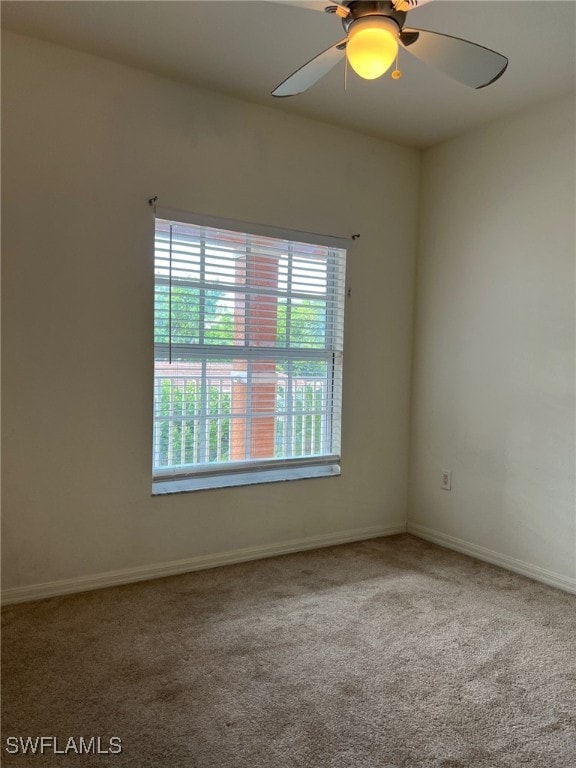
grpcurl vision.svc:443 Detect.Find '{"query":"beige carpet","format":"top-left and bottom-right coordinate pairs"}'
top-left (2, 534), bottom-right (575, 767)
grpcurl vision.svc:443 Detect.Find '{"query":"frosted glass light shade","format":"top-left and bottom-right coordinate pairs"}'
top-left (346, 16), bottom-right (399, 80)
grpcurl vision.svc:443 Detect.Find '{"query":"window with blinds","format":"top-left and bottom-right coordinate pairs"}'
top-left (152, 211), bottom-right (347, 493)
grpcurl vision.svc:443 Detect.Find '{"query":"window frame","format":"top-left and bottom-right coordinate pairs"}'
top-left (151, 207), bottom-right (348, 495)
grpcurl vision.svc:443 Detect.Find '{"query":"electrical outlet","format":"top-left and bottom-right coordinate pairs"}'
top-left (441, 470), bottom-right (452, 491)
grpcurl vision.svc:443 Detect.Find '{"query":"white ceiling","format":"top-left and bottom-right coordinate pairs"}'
top-left (2, 0), bottom-right (575, 147)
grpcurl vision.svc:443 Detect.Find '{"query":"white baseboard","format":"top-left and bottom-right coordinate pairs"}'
top-left (407, 522), bottom-right (576, 595)
top-left (1, 523), bottom-right (407, 606)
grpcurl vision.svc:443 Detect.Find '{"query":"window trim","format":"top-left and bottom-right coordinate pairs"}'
top-left (152, 461), bottom-right (341, 495)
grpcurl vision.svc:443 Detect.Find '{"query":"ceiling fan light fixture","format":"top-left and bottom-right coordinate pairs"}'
top-left (346, 16), bottom-right (399, 80)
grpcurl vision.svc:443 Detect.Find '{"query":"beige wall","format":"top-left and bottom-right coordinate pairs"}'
top-left (1, 32), bottom-right (419, 591)
top-left (4, 32), bottom-right (573, 599)
top-left (408, 94), bottom-right (576, 583)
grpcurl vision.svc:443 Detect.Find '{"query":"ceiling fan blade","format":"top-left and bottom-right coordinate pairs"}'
top-left (272, 40), bottom-right (346, 97)
top-left (270, 1), bottom-right (343, 13)
top-left (400, 28), bottom-right (508, 89)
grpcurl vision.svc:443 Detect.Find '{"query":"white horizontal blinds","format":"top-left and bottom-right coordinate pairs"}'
top-left (153, 217), bottom-right (346, 479)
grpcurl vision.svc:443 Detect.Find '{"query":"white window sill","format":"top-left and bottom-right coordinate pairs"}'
top-left (152, 463), bottom-right (341, 495)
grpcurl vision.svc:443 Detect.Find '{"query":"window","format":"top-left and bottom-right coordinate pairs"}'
top-left (152, 209), bottom-right (347, 493)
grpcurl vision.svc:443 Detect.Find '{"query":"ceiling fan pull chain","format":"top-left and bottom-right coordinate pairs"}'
top-left (392, 48), bottom-right (402, 80)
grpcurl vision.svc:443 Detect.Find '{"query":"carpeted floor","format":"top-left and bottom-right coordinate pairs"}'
top-left (2, 534), bottom-right (575, 767)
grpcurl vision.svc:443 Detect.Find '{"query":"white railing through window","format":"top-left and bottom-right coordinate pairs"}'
top-left (153, 373), bottom-right (329, 472)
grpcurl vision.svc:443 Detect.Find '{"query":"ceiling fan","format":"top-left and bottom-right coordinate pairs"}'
top-left (272, 0), bottom-right (508, 97)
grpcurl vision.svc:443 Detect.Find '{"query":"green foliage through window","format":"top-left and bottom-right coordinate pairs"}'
top-left (155, 379), bottom-right (231, 467)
